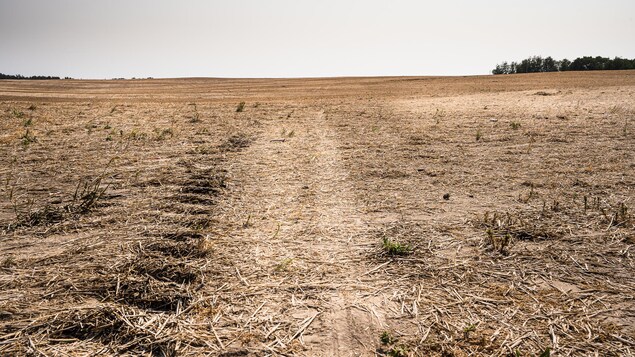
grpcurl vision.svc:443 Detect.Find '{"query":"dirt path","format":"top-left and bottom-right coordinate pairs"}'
top-left (216, 108), bottom-right (390, 355)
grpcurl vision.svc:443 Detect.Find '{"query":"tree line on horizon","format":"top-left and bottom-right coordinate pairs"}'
top-left (492, 56), bottom-right (635, 74)
top-left (0, 73), bottom-right (65, 80)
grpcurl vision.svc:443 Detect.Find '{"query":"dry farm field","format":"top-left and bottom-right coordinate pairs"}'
top-left (0, 71), bottom-right (634, 356)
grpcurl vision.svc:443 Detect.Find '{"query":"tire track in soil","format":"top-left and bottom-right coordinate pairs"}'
top-left (223, 109), bottom-right (387, 356)
top-left (304, 111), bottom-right (384, 357)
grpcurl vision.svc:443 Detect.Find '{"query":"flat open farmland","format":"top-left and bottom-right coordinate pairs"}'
top-left (1, 71), bottom-right (634, 356)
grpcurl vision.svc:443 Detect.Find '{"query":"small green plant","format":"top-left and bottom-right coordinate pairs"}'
top-left (236, 101), bottom-right (246, 112)
top-left (71, 176), bottom-right (109, 213)
top-left (380, 331), bottom-right (395, 345)
top-left (604, 202), bottom-right (631, 227)
top-left (463, 324), bottom-right (476, 339)
top-left (243, 214), bottom-right (252, 228)
top-left (23, 118), bottom-right (32, 127)
top-left (388, 346), bottom-right (408, 357)
top-left (510, 121), bottom-right (521, 130)
top-left (379, 332), bottom-right (408, 357)
top-left (382, 237), bottom-right (412, 256)
top-left (85, 122), bottom-right (98, 134)
top-left (287, 130), bottom-right (295, 138)
top-left (195, 127), bottom-right (210, 135)
top-left (154, 127), bottom-right (174, 140)
top-left (104, 123), bottom-right (112, 130)
top-left (11, 108), bottom-right (24, 118)
top-left (274, 258), bottom-right (294, 272)
top-left (485, 228), bottom-right (511, 254)
top-left (476, 129), bottom-right (483, 141)
top-left (20, 129), bottom-right (37, 146)
top-left (189, 103), bottom-right (201, 123)
top-left (127, 129), bottom-right (147, 141)
top-left (271, 222), bottom-right (281, 239)
top-left (433, 108), bottom-right (445, 124)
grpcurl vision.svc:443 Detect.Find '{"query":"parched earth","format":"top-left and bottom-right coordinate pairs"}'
top-left (0, 71), bottom-right (634, 356)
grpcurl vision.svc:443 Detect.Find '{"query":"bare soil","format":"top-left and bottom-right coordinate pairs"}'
top-left (1, 71), bottom-right (634, 356)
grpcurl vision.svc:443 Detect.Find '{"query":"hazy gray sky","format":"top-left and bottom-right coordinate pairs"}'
top-left (1, 0), bottom-right (634, 78)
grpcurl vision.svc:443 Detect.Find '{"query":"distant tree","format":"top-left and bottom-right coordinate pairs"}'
top-left (543, 56), bottom-right (558, 72)
top-left (515, 56), bottom-right (546, 73)
top-left (570, 56), bottom-right (611, 71)
top-left (492, 56), bottom-right (635, 74)
top-left (492, 61), bottom-right (513, 74)
top-left (517, 59), bottom-right (528, 73)
top-left (558, 59), bottom-right (571, 71)
top-left (605, 57), bottom-right (635, 70)
top-left (0, 73), bottom-right (61, 80)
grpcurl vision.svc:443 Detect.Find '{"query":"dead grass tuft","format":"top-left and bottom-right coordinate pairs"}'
top-left (125, 254), bottom-right (201, 285)
top-left (220, 134), bottom-right (251, 152)
top-left (7, 176), bottom-right (109, 231)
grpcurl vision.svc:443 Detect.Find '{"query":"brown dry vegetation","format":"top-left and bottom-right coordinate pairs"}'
top-left (1, 71), bottom-right (634, 356)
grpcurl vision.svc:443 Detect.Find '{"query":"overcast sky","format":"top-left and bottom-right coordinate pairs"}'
top-left (1, 0), bottom-right (634, 78)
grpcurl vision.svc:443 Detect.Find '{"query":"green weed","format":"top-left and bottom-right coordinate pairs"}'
top-left (154, 127), bottom-right (174, 141)
top-left (127, 129), bottom-right (147, 141)
top-left (379, 331), bottom-right (408, 357)
top-left (433, 108), bottom-right (445, 124)
top-left (463, 324), bottom-right (476, 339)
top-left (189, 103), bottom-right (201, 123)
top-left (11, 108), bottom-right (25, 118)
top-left (20, 129), bottom-right (37, 146)
top-left (243, 214), bottom-right (252, 228)
top-left (380, 331), bottom-right (395, 345)
top-left (274, 258), bottom-right (294, 272)
top-left (486, 228), bottom-right (511, 255)
top-left (388, 346), bottom-right (408, 357)
top-left (382, 237), bottom-right (412, 256)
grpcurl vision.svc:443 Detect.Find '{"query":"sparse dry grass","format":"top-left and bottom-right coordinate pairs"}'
top-left (1, 72), bottom-right (634, 356)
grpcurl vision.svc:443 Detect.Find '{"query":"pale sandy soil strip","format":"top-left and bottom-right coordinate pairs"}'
top-left (214, 109), bottom-right (392, 355)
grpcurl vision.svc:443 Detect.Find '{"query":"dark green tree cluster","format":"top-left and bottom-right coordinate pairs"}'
top-left (0, 73), bottom-right (61, 80)
top-left (492, 56), bottom-right (635, 74)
